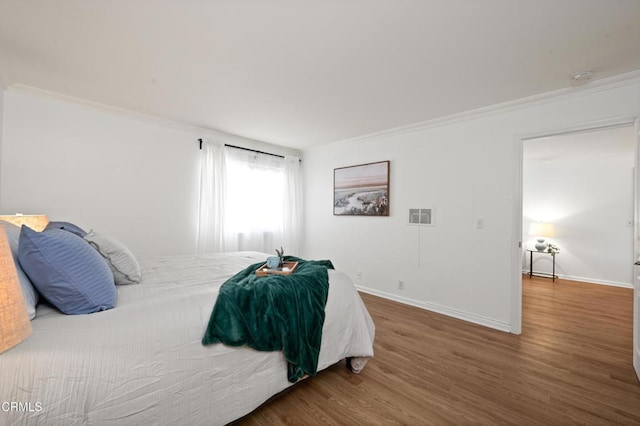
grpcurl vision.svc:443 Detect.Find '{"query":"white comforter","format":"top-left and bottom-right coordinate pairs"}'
top-left (0, 252), bottom-right (375, 425)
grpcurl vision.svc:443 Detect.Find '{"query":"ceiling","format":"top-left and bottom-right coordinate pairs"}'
top-left (1, 1), bottom-right (639, 150)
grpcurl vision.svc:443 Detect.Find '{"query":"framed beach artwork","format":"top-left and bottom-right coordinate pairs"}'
top-left (334, 161), bottom-right (390, 216)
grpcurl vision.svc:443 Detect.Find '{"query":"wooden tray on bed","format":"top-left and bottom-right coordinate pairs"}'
top-left (255, 261), bottom-right (299, 277)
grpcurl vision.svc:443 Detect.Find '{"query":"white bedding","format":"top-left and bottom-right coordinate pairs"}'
top-left (0, 252), bottom-right (375, 425)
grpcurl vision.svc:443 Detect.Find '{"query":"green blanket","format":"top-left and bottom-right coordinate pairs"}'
top-left (202, 256), bottom-right (333, 383)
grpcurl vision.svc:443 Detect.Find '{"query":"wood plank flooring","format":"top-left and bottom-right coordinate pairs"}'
top-left (237, 276), bottom-right (640, 425)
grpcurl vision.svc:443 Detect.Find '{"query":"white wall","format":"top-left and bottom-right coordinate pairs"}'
top-left (0, 78), bottom-right (5, 199)
top-left (523, 127), bottom-right (636, 287)
top-left (302, 77), bottom-right (640, 332)
top-left (0, 87), bottom-right (295, 259)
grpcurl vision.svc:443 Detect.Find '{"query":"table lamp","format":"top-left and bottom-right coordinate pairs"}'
top-left (0, 223), bottom-right (32, 354)
top-left (529, 222), bottom-right (554, 251)
top-left (0, 214), bottom-right (49, 231)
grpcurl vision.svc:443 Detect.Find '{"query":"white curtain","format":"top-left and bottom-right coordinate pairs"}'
top-left (283, 155), bottom-right (303, 255)
top-left (197, 143), bottom-right (303, 255)
top-left (224, 148), bottom-right (285, 253)
top-left (197, 140), bottom-right (226, 254)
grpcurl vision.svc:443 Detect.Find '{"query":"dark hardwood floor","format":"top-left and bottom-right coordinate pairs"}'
top-left (238, 276), bottom-right (640, 425)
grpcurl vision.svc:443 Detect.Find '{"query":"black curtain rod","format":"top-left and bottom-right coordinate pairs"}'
top-left (224, 144), bottom-right (284, 159)
top-left (197, 138), bottom-right (284, 159)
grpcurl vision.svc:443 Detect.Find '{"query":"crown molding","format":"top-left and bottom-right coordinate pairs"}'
top-left (305, 69), bottom-right (640, 153)
top-left (5, 84), bottom-right (301, 157)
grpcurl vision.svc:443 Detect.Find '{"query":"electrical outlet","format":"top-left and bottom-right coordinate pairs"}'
top-left (398, 280), bottom-right (404, 290)
top-left (356, 271), bottom-right (362, 281)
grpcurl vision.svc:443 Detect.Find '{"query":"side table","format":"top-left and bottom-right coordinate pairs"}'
top-left (527, 249), bottom-right (557, 282)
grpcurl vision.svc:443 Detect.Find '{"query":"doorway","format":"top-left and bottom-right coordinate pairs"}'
top-left (512, 117), bottom-right (640, 383)
top-left (522, 125), bottom-right (636, 288)
top-left (511, 118), bottom-right (638, 335)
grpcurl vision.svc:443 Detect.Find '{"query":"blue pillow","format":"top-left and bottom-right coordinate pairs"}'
top-left (1, 221), bottom-right (39, 320)
top-left (18, 226), bottom-right (117, 315)
top-left (44, 221), bottom-right (88, 238)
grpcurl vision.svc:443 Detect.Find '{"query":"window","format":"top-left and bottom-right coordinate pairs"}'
top-left (224, 148), bottom-right (285, 251)
top-left (197, 140), bottom-right (302, 255)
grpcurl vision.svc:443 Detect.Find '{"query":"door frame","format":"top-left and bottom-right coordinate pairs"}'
top-left (511, 115), bottom-right (639, 336)
top-left (634, 117), bottom-right (640, 383)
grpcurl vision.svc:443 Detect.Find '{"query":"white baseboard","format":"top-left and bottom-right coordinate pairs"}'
top-left (355, 285), bottom-right (513, 333)
top-left (522, 270), bottom-right (632, 289)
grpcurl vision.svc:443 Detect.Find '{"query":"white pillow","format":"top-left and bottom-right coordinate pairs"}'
top-left (84, 231), bottom-right (141, 285)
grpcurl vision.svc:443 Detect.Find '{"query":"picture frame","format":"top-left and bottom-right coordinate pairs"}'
top-left (334, 161), bottom-right (390, 216)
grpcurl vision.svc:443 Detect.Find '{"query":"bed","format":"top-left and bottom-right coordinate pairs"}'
top-left (0, 251), bottom-right (375, 425)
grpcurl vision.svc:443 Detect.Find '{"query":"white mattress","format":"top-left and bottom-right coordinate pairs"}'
top-left (0, 252), bottom-right (375, 425)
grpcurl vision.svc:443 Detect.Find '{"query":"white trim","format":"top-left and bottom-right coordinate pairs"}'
top-left (305, 70), bottom-right (640, 153)
top-left (518, 116), bottom-right (638, 142)
top-left (6, 84), bottom-right (302, 158)
top-left (559, 275), bottom-right (632, 289)
top-left (510, 134), bottom-right (523, 335)
top-left (521, 271), bottom-right (633, 289)
top-left (355, 285), bottom-right (512, 333)
top-left (634, 117), bottom-right (640, 383)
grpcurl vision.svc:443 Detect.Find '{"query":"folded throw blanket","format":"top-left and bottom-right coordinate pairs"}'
top-left (202, 256), bottom-right (333, 382)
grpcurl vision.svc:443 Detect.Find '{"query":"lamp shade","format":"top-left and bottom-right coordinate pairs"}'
top-left (0, 214), bottom-right (49, 232)
top-left (529, 222), bottom-right (554, 238)
top-left (0, 223), bottom-right (32, 354)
